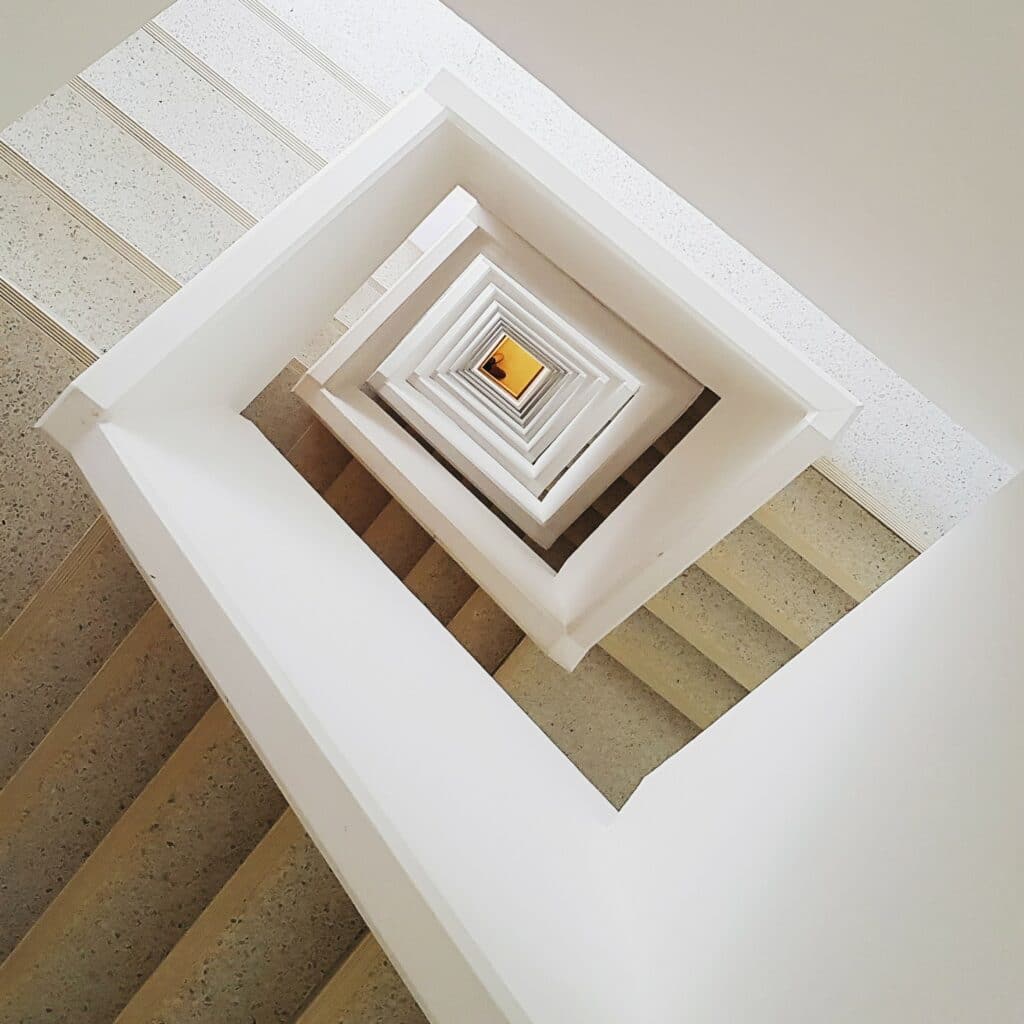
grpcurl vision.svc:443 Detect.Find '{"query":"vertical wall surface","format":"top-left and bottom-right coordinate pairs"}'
top-left (0, 0), bottom-right (173, 129)
top-left (615, 471), bottom-right (1024, 1021)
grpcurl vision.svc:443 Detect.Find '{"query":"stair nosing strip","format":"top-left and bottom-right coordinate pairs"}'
top-left (0, 275), bottom-right (98, 368)
top-left (814, 457), bottom-right (927, 553)
top-left (234, 0), bottom-right (390, 118)
top-left (68, 76), bottom-right (259, 230)
top-left (142, 21), bottom-right (327, 171)
top-left (0, 140), bottom-right (180, 295)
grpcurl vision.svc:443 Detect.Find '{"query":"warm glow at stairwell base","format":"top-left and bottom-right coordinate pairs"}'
top-left (478, 335), bottom-right (545, 399)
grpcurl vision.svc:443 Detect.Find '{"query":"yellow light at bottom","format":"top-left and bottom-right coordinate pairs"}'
top-left (479, 335), bottom-right (545, 399)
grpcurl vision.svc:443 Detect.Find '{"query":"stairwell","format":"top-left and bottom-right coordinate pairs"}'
top-left (0, 4), bottom-right (928, 1020)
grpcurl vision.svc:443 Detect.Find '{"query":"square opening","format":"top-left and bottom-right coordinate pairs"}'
top-left (479, 334), bottom-right (545, 399)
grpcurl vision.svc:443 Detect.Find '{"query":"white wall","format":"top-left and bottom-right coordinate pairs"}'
top-left (0, 0), bottom-right (171, 129)
top-left (615, 470), bottom-right (1024, 1021)
top-left (442, 0), bottom-right (1024, 468)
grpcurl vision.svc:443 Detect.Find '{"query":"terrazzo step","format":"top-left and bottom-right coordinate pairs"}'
top-left (324, 458), bottom-right (392, 534)
top-left (0, 301), bottom-right (95, 633)
top-left (0, 160), bottom-right (167, 352)
top-left (599, 607), bottom-right (749, 729)
top-left (298, 933), bottom-right (427, 1024)
top-left (697, 518), bottom-right (857, 649)
top-left (0, 603), bottom-right (215, 960)
top-left (0, 519), bottom-right (154, 786)
top-left (495, 641), bottom-right (699, 809)
top-left (646, 566), bottom-right (799, 690)
top-left (403, 542), bottom-right (477, 625)
top-left (0, 701), bottom-right (287, 1024)
top-left (448, 589), bottom-right (524, 673)
top-left (113, 811), bottom-right (365, 1024)
top-left (753, 467), bottom-right (917, 601)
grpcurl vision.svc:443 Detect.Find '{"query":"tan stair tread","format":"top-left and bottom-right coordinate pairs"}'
top-left (0, 702), bottom-right (286, 1024)
top-left (495, 641), bottom-right (698, 809)
top-left (289, 420), bottom-right (352, 494)
top-left (324, 459), bottom-right (392, 534)
top-left (0, 519), bottom-right (153, 786)
top-left (115, 810), bottom-right (364, 1024)
top-left (0, 603), bottom-right (215, 960)
top-left (754, 467), bottom-right (917, 601)
top-left (403, 544), bottom-right (476, 625)
top-left (698, 518), bottom-right (857, 648)
top-left (299, 933), bottom-right (427, 1024)
top-left (363, 501), bottom-right (434, 579)
top-left (646, 565), bottom-right (799, 690)
top-left (241, 360), bottom-right (315, 455)
top-left (600, 607), bottom-right (748, 729)
top-left (448, 589), bottom-right (524, 673)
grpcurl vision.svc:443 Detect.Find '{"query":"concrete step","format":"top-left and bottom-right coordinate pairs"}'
top-left (362, 500), bottom-right (434, 578)
top-left (0, 159), bottom-right (167, 352)
top-left (113, 811), bottom-right (364, 1024)
top-left (324, 459), bottom-right (392, 535)
top-left (0, 301), bottom-right (95, 633)
top-left (0, 520), bottom-right (153, 786)
top-left (0, 701), bottom-right (287, 1024)
top-left (403, 543), bottom-right (477, 626)
top-left (646, 566), bottom-right (799, 690)
top-left (297, 933), bottom-right (427, 1024)
top-left (448, 589), bottom-right (524, 673)
top-left (0, 603), bottom-right (215, 960)
top-left (495, 641), bottom-right (699, 809)
top-left (698, 518), bottom-right (857, 649)
top-left (754, 467), bottom-right (917, 601)
top-left (600, 607), bottom-right (749, 729)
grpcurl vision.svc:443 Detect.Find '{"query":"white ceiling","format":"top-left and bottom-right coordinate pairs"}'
top-left (442, 0), bottom-right (1024, 467)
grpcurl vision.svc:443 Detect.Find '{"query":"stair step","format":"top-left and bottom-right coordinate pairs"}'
top-left (495, 641), bottom-right (699, 809)
top-left (0, 603), bottom-right (215, 959)
top-left (600, 607), bottom-right (749, 729)
top-left (0, 159), bottom-right (167, 352)
top-left (754, 467), bottom-right (917, 600)
top-left (289, 421), bottom-right (353, 494)
top-left (363, 501), bottom-right (434, 578)
top-left (0, 520), bottom-right (153, 786)
top-left (403, 543), bottom-right (476, 625)
top-left (324, 459), bottom-right (392, 534)
top-left (646, 566), bottom-right (799, 690)
top-left (2, 83), bottom-right (243, 283)
top-left (0, 702), bottom-right (286, 1024)
top-left (114, 810), bottom-right (364, 1024)
top-left (698, 518), bottom-right (857, 648)
top-left (241, 360), bottom-right (316, 455)
top-left (298, 933), bottom-right (427, 1024)
top-left (0, 302), bottom-right (96, 633)
top-left (448, 590), bottom-right (524, 673)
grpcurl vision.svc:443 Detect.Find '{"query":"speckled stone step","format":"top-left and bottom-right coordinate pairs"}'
top-left (698, 518), bottom-right (857, 649)
top-left (600, 607), bottom-right (748, 729)
top-left (0, 603), bottom-right (215, 960)
top-left (324, 459), bottom-right (392, 534)
top-left (0, 701), bottom-right (286, 1024)
top-left (362, 501), bottom-right (433, 578)
top-left (646, 566), bottom-right (799, 690)
top-left (0, 520), bottom-right (153, 786)
top-left (754, 467), bottom-right (917, 601)
top-left (298, 934), bottom-right (427, 1024)
top-left (403, 543), bottom-right (476, 626)
top-left (448, 589), bottom-right (524, 673)
top-left (289, 420), bottom-right (352, 494)
top-left (113, 811), bottom-right (364, 1024)
top-left (495, 641), bottom-right (699, 809)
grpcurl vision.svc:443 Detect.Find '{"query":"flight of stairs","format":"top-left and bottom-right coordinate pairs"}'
top-left (0, 356), bottom-right (917, 1022)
